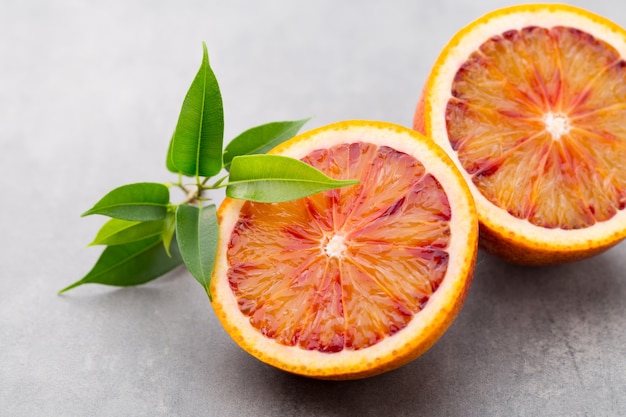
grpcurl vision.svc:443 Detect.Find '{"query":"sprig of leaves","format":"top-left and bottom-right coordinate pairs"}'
top-left (59, 42), bottom-right (358, 297)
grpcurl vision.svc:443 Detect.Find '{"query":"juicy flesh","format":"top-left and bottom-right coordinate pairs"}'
top-left (447, 26), bottom-right (626, 229)
top-left (227, 142), bottom-right (451, 352)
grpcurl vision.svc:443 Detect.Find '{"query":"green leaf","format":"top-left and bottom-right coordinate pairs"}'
top-left (89, 218), bottom-right (165, 246)
top-left (58, 236), bottom-right (183, 294)
top-left (226, 154), bottom-right (359, 203)
top-left (81, 182), bottom-right (170, 221)
top-left (167, 42), bottom-right (224, 177)
top-left (175, 204), bottom-right (218, 295)
top-left (161, 210), bottom-right (176, 257)
top-left (166, 132), bottom-right (178, 173)
top-left (222, 118), bottom-right (310, 170)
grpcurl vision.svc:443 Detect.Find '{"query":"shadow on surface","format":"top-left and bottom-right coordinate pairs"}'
top-left (470, 246), bottom-right (625, 323)
top-left (211, 347), bottom-right (448, 417)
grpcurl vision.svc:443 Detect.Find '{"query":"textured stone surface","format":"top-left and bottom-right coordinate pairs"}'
top-left (1, 1), bottom-right (624, 415)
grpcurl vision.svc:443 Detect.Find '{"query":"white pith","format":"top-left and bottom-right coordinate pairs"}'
top-left (324, 234), bottom-right (347, 258)
top-left (543, 112), bottom-right (571, 141)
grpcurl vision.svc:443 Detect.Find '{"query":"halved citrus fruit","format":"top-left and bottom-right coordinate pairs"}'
top-left (415, 3), bottom-right (626, 265)
top-left (211, 121), bottom-right (477, 379)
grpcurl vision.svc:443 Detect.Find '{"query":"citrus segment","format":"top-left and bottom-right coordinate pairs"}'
top-left (228, 143), bottom-right (450, 353)
top-left (416, 4), bottom-right (626, 264)
top-left (211, 121), bottom-right (477, 379)
top-left (450, 25), bottom-right (625, 229)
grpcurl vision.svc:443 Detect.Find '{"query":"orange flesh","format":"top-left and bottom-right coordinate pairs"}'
top-left (446, 26), bottom-right (626, 229)
top-left (227, 142), bottom-right (451, 352)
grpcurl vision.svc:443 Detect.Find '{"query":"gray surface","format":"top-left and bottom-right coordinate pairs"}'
top-left (1, 0), bottom-right (625, 416)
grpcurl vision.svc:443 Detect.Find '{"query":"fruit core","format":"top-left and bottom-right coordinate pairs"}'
top-left (543, 112), bottom-right (570, 141)
top-left (446, 25), bottom-right (626, 230)
top-left (324, 234), bottom-right (347, 258)
top-left (227, 142), bottom-right (451, 352)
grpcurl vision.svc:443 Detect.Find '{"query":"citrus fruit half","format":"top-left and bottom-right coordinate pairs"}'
top-left (211, 121), bottom-right (477, 379)
top-left (414, 4), bottom-right (626, 265)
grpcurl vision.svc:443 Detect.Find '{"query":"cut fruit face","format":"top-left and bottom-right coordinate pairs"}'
top-left (211, 121), bottom-right (477, 379)
top-left (416, 4), bottom-right (626, 264)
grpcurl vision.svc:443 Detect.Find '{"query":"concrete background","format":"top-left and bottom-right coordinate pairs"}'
top-left (1, 0), bottom-right (624, 415)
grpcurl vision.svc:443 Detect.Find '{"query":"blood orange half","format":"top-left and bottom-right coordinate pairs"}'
top-left (415, 3), bottom-right (626, 265)
top-left (211, 121), bottom-right (477, 379)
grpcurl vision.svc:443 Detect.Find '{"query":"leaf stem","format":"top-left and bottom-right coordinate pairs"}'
top-left (183, 185), bottom-right (201, 205)
top-left (208, 174), bottom-right (229, 189)
top-left (58, 280), bottom-right (85, 294)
